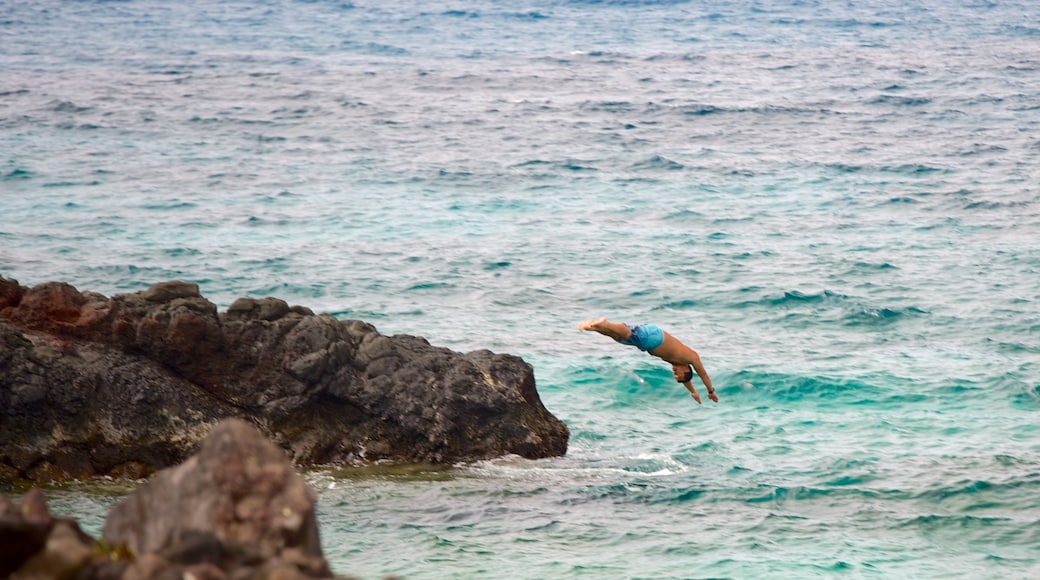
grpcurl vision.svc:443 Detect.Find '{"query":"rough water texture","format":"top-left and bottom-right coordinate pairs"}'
top-left (2, 0), bottom-right (1039, 578)
top-left (0, 277), bottom-right (567, 480)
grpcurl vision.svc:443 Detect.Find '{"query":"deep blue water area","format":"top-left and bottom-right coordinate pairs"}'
top-left (3, 1), bottom-right (1039, 577)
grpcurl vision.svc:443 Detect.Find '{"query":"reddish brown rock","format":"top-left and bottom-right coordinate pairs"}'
top-left (103, 419), bottom-right (331, 579)
top-left (1, 488), bottom-right (97, 579)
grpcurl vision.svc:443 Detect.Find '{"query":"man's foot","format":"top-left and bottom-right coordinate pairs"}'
top-left (577, 317), bottom-right (608, 332)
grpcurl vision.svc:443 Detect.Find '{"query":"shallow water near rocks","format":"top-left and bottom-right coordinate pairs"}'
top-left (3, 0), bottom-right (1040, 578)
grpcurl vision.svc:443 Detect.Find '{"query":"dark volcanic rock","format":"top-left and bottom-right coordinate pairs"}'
top-left (0, 277), bottom-right (568, 482)
top-left (4, 419), bottom-right (350, 579)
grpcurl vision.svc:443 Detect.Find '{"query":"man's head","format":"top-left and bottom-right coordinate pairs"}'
top-left (671, 364), bottom-right (694, 383)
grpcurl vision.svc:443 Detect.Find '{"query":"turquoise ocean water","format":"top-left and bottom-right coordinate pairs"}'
top-left (3, 1), bottom-right (1040, 577)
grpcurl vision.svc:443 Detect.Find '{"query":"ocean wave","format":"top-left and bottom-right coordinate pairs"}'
top-left (844, 305), bottom-right (928, 327)
top-left (763, 289), bottom-right (843, 306)
top-left (572, 481), bottom-right (706, 505)
top-left (2, 168), bottom-right (33, 181)
top-left (1012, 385), bottom-right (1040, 410)
top-left (340, 41), bottom-right (408, 56)
top-left (870, 94), bottom-right (933, 107)
top-left (729, 289), bottom-right (929, 329)
top-left (630, 155), bottom-right (684, 171)
top-left (578, 100), bottom-right (637, 114)
top-left (726, 370), bottom-right (884, 404)
top-left (565, 0), bottom-right (692, 6)
top-left (899, 514), bottom-right (1017, 532)
top-left (742, 484), bottom-right (846, 504)
top-left (440, 10), bottom-right (479, 19)
top-left (49, 99), bottom-right (94, 114)
top-left (907, 471), bottom-right (1040, 513)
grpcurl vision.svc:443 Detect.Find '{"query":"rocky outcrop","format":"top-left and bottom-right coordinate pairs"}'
top-left (0, 277), bottom-right (568, 483)
top-left (3, 419), bottom-right (351, 579)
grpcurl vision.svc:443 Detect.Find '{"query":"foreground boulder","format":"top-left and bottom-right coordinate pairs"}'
top-left (4, 419), bottom-right (350, 579)
top-left (1, 488), bottom-right (97, 579)
top-left (0, 277), bottom-right (568, 483)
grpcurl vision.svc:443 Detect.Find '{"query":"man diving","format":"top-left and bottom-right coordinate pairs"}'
top-left (579, 317), bottom-right (718, 404)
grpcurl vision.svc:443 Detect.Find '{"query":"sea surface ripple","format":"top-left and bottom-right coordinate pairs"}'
top-left (3, 1), bottom-right (1040, 578)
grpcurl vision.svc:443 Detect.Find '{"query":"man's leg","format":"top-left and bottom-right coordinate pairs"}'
top-left (578, 317), bottom-right (632, 342)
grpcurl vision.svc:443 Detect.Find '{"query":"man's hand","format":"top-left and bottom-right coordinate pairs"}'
top-left (707, 390), bottom-right (719, 403)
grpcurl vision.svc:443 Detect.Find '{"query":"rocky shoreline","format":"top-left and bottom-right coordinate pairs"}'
top-left (0, 277), bottom-right (569, 483)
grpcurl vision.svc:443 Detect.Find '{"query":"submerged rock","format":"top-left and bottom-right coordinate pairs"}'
top-left (0, 277), bottom-right (568, 483)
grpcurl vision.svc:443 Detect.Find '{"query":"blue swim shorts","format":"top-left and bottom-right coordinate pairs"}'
top-left (619, 323), bottom-right (665, 352)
